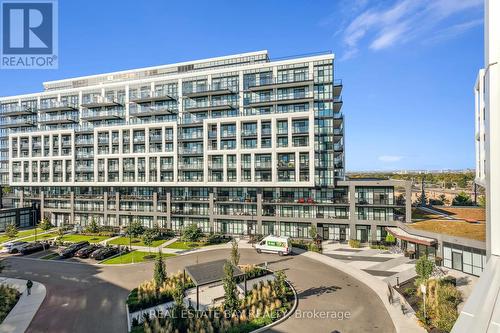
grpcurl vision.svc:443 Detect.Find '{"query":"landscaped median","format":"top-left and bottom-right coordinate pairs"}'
top-left (101, 251), bottom-right (176, 265)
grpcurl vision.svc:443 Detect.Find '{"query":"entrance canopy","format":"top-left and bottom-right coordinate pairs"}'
top-left (386, 227), bottom-right (437, 246)
top-left (184, 259), bottom-right (244, 286)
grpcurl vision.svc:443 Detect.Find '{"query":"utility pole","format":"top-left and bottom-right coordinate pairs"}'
top-left (421, 176), bottom-right (426, 207)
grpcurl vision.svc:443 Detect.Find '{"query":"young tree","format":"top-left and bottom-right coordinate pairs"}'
top-left (127, 220), bottom-right (145, 238)
top-left (181, 224), bottom-right (203, 242)
top-left (274, 270), bottom-right (288, 298)
top-left (171, 281), bottom-right (186, 331)
top-left (86, 216), bottom-right (100, 234)
top-left (142, 230), bottom-right (154, 254)
top-left (230, 238), bottom-right (240, 266)
top-left (38, 218), bottom-right (52, 231)
top-left (309, 224), bottom-right (318, 239)
top-left (5, 224), bottom-right (18, 239)
top-left (415, 255), bottom-right (435, 285)
top-left (151, 222), bottom-right (161, 239)
top-left (385, 233), bottom-right (396, 244)
top-left (223, 260), bottom-right (239, 313)
top-left (153, 250), bottom-right (166, 289)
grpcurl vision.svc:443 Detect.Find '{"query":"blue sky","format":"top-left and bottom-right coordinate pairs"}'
top-left (0, 0), bottom-right (484, 171)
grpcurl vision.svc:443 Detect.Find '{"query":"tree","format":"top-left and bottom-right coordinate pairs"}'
top-left (127, 220), bottom-right (144, 238)
top-left (452, 192), bottom-right (473, 206)
top-left (57, 226), bottom-right (65, 240)
top-left (385, 233), bottom-right (396, 244)
top-left (5, 224), bottom-right (18, 238)
top-left (230, 238), bottom-right (240, 266)
top-left (223, 260), bottom-right (239, 313)
top-left (142, 230), bottom-right (154, 254)
top-left (309, 224), bottom-right (318, 239)
top-left (86, 216), bottom-right (100, 234)
top-left (478, 195), bottom-right (486, 208)
top-left (415, 255), bottom-right (435, 285)
top-left (151, 223), bottom-right (161, 239)
top-left (438, 194), bottom-right (449, 205)
top-left (181, 224), bottom-right (203, 242)
top-left (171, 281), bottom-right (186, 331)
top-left (153, 250), bottom-right (166, 290)
top-left (274, 270), bottom-right (287, 298)
top-left (38, 218), bottom-right (52, 231)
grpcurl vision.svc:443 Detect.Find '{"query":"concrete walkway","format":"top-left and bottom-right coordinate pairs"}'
top-left (0, 277), bottom-right (46, 333)
top-left (299, 250), bottom-right (426, 333)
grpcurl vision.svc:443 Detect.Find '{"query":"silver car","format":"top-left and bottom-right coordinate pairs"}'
top-left (4, 241), bottom-right (28, 254)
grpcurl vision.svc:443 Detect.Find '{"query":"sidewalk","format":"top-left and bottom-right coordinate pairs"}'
top-left (0, 277), bottom-right (46, 333)
top-left (299, 251), bottom-right (426, 333)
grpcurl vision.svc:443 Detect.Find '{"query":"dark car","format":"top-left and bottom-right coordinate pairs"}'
top-left (74, 244), bottom-right (100, 258)
top-left (92, 247), bottom-right (119, 261)
top-left (89, 247), bottom-right (108, 259)
top-left (20, 242), bottom-right (50, 255)
top-left (60, 241), bottom-right (90, 259)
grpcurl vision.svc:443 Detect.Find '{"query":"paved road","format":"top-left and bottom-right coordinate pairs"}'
top-left (1, 249), bottom-right (395, 333)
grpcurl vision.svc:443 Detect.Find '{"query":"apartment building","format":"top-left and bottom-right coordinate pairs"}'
top-left (0, 50), bottom-right (411, 242)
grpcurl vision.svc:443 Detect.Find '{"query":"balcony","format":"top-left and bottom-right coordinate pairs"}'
top-left (208, 162), bottom-right (223, 169)
top-left (255, 162), bottom-right (272, 169)
top-left (129, 90), bottom-right (176, 104)
top-left (333, 79), bottom-right (343, 97)
top-left (292, 126), bottom-right (309, 135)
top-left (160, 164), bottom-right (173, 171)
top-left (129, 104), bottom-right (177, 117)
top-left (81, 96), bottom-right (123, 108)
top-left (0, 105), bottom-right (36, 116)
top-left (241, 129), bottom-right (257, 137)
top-left (180, 132), bottom-right (203, 141)
top-left (246, 75), bottom-right (312, 91)
top-left (81, 109), bottom-right (124, 121)
top-left (179, 163), bottom-right (204, 170)
top-left (75, 138), bottom-right (94, 146)
top-left (0, 118), bottom-right (36, 128)
top-left (183, 85), bottom-right (237, 98)
top-left (184, 101), bottom-right (237, 113)
top-left (245, 91), bottom-right (313, 107)
top-left (179, 147), bottom-right (203, 155)
top-left (38, 114), bottom-right (79, 125)
top-left (39, 101), bottom-right (78, 113)
top-left (277, 161), bottom-right (295, 169)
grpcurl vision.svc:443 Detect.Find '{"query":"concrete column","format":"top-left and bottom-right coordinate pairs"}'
top-left (370, 224), bottom-right (377, 243)
top-left (153, 192), bottom-right (158, 225)
top-left (256, 191), bottom-right (263, 235)
top-left (405, 181), bottom-right (412, 223)
top-left (115, 193), bottom-right (120, 226)
top-left (70, 191), bottom-right (75, 224)
top-left (166, 192), bottom-right (172, 229)
top-left (19, 191), bottom-right (24, 208)
top-left (103, 192), bottom-right (108, 226)
top-left (209, 192), bottom-right (215, 233)
top-left (40, 191), bottom-right (45, 220)
top-left (348, 183), bottom-right (356, 240)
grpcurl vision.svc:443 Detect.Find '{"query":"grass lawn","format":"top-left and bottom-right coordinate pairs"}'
top-left (107, 237), bottom-right (170, 247)
top-left (101, 251), bottom-right (176, 264)
top-left (21, 232), bottom-right (59, 242)
top-left (412, 208), bottom-right (440, 220)
top-left (164, 241), bottom-right (206, 250)
top-left (59, 234), bottom-right (112, 244)
top-left (409, 219), bottom-right (486, 241)
top-left (431, 206), bottom-right (486, 221)
top-left (0, 228), bottom-right (53, 244)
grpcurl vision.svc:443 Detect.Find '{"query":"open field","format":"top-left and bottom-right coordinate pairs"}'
top-left (409, 219), bottom-right (486, 241)
top-left (0, 228), bottom-right (52, 244)
top-left (59, 234), bottom-right (112, 244)
top-left (107, 237), bottom-right (170, 247)
top-left (101, 251), bottom-right (176, 264)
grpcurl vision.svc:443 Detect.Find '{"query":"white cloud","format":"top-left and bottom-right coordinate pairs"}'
top-left (378, 155), bottom-right (404, 162)
top-left (337, 0), bottom-right (483, 59)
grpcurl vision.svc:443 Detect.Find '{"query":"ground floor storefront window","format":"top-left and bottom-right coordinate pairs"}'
top-left (320, 223), bottom-right (350, 241)
top-left (262, 221), bottom-right (275, 235)
top-left (443, 242), bottom-right (486, 276)
top-left (355, 225), bottom-right (371, 243)
top-left (279, 222), bottom-right (310, 238)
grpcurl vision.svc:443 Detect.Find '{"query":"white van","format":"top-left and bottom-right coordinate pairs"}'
top-left (255, 236), bottom-right (292, 256)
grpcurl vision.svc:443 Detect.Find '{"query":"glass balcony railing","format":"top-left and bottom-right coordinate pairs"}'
top-left (39, 100), bottom-right (78, 112)
top-left (39, 114), bottom-right (79, 124)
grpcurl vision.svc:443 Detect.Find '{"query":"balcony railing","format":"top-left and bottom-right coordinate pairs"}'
top-left (129, 90), bottom-right (177, 103)
top-left (129, 104), bottom-right (177, 117)
top-left (0, 105), bottom-right (36, 116)
top-left (246, 74), bottom-right (312, 90)
top-left (81, 109), bottom-right (124, 120)
top-left (81, 96), bottom-right (123, 108)
top-left (38, 114), bottom-right (79, 124)
top-left (39, 101), bottom-right (78, 112)
top-left (0, 118), bottom-right (36, 128)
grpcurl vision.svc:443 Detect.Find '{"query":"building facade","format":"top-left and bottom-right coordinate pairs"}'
top-left (0, 50), bottom-right (411, 241)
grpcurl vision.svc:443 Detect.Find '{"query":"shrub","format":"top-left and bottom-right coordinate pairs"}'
top-left (349, 239), bottom-right (361, 248)
top-left (153, 251), bottom-right (166, 289)
top-left (385, 233), bottom-right (396, 244)
top-left (415, 255), bottom-right (435, 285)
top-left (206, 232), bottom-right (227, 244)
top-left (0, 284), bottom-right (20, 323)
top-left (231, 239), bottom-right (240, 266)
top-left (181, 224), bottom-right (203, 242)
top-left (127, 220), bottom-right (145, 238)
top-left (307, 242), bottom-right (321, 253)
top-left (5, 224), bottom-right (18, 238)
top-left (38, 218), bottom-right (52, 231)
top-left (85, 217), bottom-right (100, 234)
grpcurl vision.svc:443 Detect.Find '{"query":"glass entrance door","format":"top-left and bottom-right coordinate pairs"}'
top-left (452, 251), bottom-right (463, 271)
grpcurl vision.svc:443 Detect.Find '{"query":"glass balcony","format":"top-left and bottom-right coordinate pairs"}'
top-left (81, 109), bottom-right (124, 121)
top-left (183, 84), bottom-right (238, 98)
top-left (39, 100), bottom-right (78, 113)
top-left (0, 117), bottom-right (36, 128)
top-left (81, 96), bottom-right (123, 108)
top-left (38, 113), bottom-right (79, 124)
top-left (0, 104), bottom-right (36, 116)
top-left (129, 90), bottom-right (176, 103)
top-left (246, 73), bottom-right (312, 91)
top-left (129, 104), bottom-right (177, 117)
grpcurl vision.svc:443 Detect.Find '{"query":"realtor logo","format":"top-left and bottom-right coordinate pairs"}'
top-left (1, 0), bottom-right (58, 69)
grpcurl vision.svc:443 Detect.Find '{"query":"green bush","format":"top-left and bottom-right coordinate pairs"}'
top-left (385, 233), bottom-right (396, 244)
top-left (307, 242), bottom-right (321, 253)
top-left (0, 285), bottom-right (20, 323)
top-left (349, 239), bottom-right (361, 248)
top-left (181, 224), bottom-right (203, 242)
top-left (205, 232), bottom-right (228, 245)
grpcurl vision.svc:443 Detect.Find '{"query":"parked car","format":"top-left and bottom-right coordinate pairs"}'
top-left (20, 242), bottom-right (50, 255)
top-left (59, 241), bottom-right (90, 259)
top-left (255, 235), bottom-right (292, 256)
top-left (74, 244), bottom-right (100, 258)
top-left (4, 241), bottom-right (28, 254)
top-left (92, 247), bottom-right (119, 261)
top-left (90, 247), bottom-right (108, 259)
